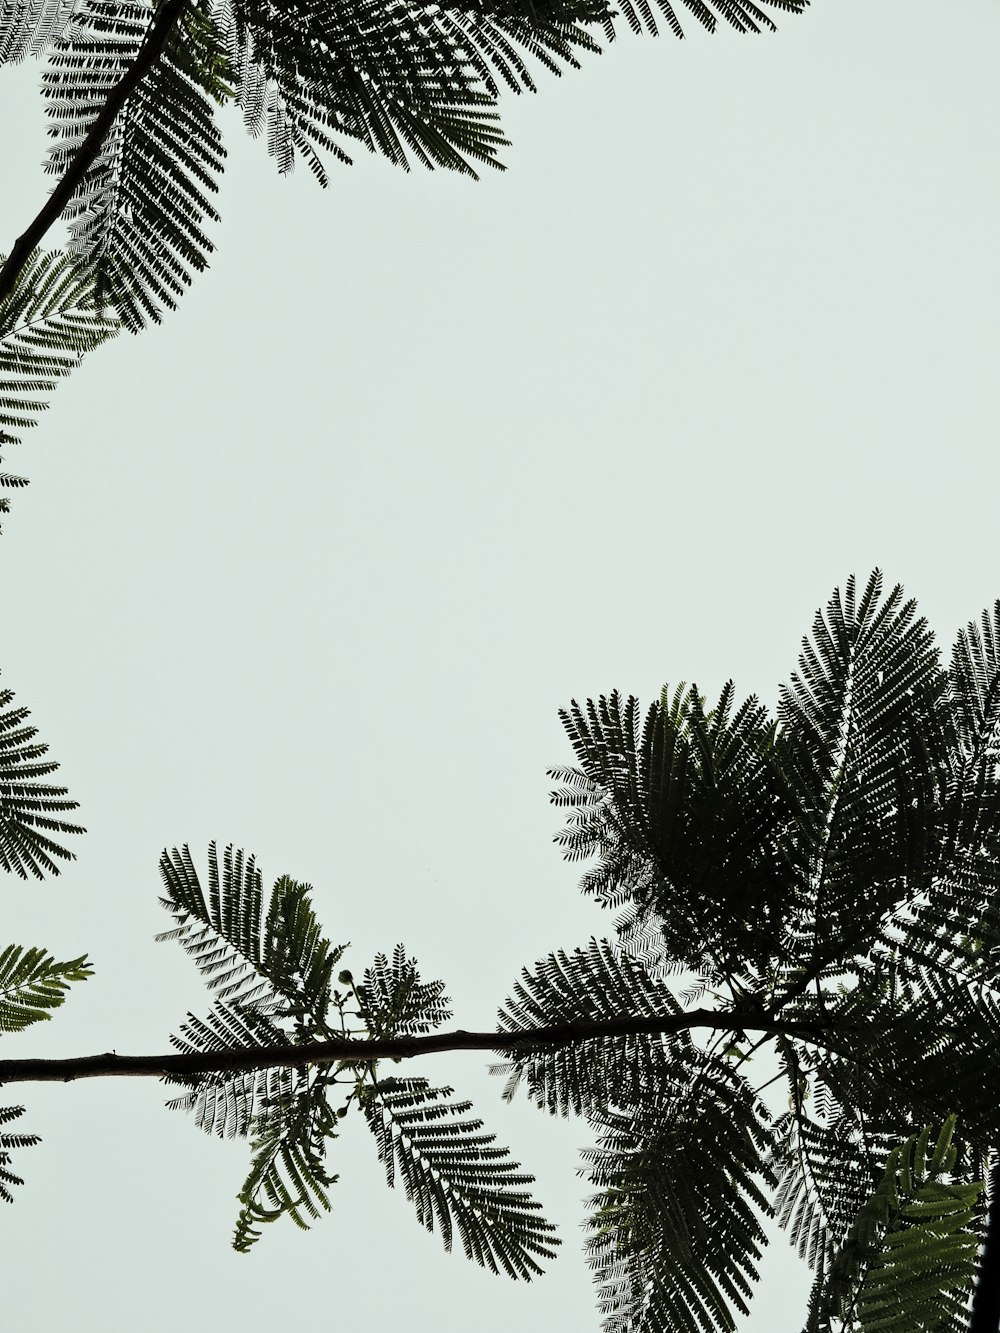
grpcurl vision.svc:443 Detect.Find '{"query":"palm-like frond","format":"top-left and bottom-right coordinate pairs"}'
top-left (233, 1073), bottom-right (340, 1252)
top-left (158, 847), bottom-right (558, 1266)
top-left (494, 938), bottom-right (689, 1117)
top-left (0, 672), bottom-right (86, 879)
top-left (550, 681), bottom-right (801, 978)
top-left (801, 1116), bottom-right (982, 1333)
top-left (583, 1049), bottom-right (776, 1333)
top-left (157, 842), bottom-right (345, 1023)
top-left (601, 0), bottom-right (808, 41)
top-left (2, 0), bottom-right (809, 329)
top-left (769, 1088), bottom-right (893, 1276)
top-left (0, 246), bottom-right (119, 527)
top-left (0, 945), bottom-right (92, 1032)
top-left (887, 601), bottom-right (1000, 994)
top-left (0, 1104), bottom-right (39, 1204)
top-left (214, 0), bottom-right (811, 189)
top-left (0, 0), bottom-right (77, 62)
top-left (41, 0), bottom-right (227, 330)
top-left (772, 571), bottom-right (952, 983)
top-left (216, 0), bottom-right (518, 183)
top-left (361, 1074), bottom-right (559, 1278)
top-left (358, 945), bottom-right (452, 1036)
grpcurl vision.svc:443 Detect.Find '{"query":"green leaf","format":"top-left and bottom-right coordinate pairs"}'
top-left (42, 0), bottom-right (226, 330)
top-left (495, 938), bottom-right (688, 1118)
top-left (0, 945), bottom-right (92, 1032)
top-left (233, 1075), bottom-right (341, 1252)
top-left (359, 945), bottom-right (452, 1037)
top-left (0, 247), bottom-right (118, 529)
top-left (549, 682), bottom-right (800, 978)
top-left (361, 1075), bottom-right (559, 1279)
top-left (156, 842), bottom-right (346, 1025)
top-left (0, 673), bottom-right (86, 879)
top-left (802, 1116), bottom-right (983, 1333)
top-left (163, 1000), bottom-right (297, 1139)
top-left (583, 1049), bottom-right (777, 1333)
top-left (0, 1104), bottom-right (40, 1204)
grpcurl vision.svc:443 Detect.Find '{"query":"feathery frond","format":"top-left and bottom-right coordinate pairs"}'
top-left (0, 0), bottom-right (77, 63)
top-left (0, 246), bottom-right (119, 528)
top-left (359, 945), bottom-right (452, 1036)
top-left (0, 1104), bottom-right (40, 1204)
top-left (2, 0), bottom-right (809, 327)
top-left (583, 1048), bottom-right (776, 1333)
top-left (546, 571), bottom-right (1000, 1325)
top-left (163, 1000), bottom-right (296, 1138)
top-left (361, 1074), bottom-right (560, 1278)
top-left (0, 945), bottom-right (92, 1032)
top-left (0, 671), bottom-right (86, 879)
top-left (772, 571), bottom-right (951, 984)
top-left (42, 0), bottom-right (227, 329)
top-left (156, 842), bottom-right (345, 1022)
top-left (550, 680), bottom-right (801, 979)
top-left (233, 1072), bottom-right (340, 1252)
top-left (801, 1116), bottom-right (982, 1333)
top-left (157, 846), bottom-right (558, 1266)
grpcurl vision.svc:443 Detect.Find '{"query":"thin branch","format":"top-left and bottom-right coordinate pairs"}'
top-left (0, 1010), bottom-right (851, 1086)
top-left (0, 0), bottom-right (190, 308)
top-left (968, 1155), bottom-right (1000, 1333)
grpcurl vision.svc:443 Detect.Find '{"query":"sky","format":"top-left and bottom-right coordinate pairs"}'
top-left (1, 0), bottom-right (999, 1328)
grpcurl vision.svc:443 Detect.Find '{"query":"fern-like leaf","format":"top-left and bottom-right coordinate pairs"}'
top-left (358, 945), bottom-right (452, 1037)
top-left (163, 999), bottom-right (295, 1138)
top-left (0, 246), bottom-right (118, 528)
top-left (361, 1074), bottom-right (559, 1279)
top-left (42, 0), bottom-right (226, 330)
top-left (156, 842), bottom-right (345, 1023)
top-left (583, 1048), bottom-right (777, 1333)
top-left (0, 0), bottom-right (77, 63)
top-left (802, 1116), bottom-right (982, 1333)
top-left (0, 672), bottom-right (86, 878)
top-left (233, 1074), bottom-right (340, 1252)
top-left (550, 682), bottom-right (801, 978)
top-left (0, 1104), bottom-right (39, 1204)
top-left (0, 945), bottom-right (91, 1031)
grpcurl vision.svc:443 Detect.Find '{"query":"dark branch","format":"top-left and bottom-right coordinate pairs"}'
top-left (0, 1010), bottom-right (847, 1086)
top-left (968, 1156), bottom-right (1000, 1333)
top-left (0, 0), bottom-right (190, 307)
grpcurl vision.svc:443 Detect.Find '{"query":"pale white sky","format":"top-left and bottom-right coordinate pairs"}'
top-left (1, 2), bottom-right (999, 1329)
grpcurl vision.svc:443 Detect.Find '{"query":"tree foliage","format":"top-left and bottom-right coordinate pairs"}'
top-left (0, 669), bottom-right (85, 878)
top-left (2, 0), bottom-right (996, 1325)
top-left (8, 570), bottom-right (1000, 1330)
top-left (156, 841), bottom-right (560, 1267)
top-left (0, 0), bottom-right (810, 525)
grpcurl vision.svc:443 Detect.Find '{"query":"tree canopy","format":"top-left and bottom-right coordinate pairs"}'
top-left (1, 0), bottom-right (809, 526)
top-left (4, 0), bottom-right (999, 1328)
top-left (4, 569), bottom-right (1000, 1330)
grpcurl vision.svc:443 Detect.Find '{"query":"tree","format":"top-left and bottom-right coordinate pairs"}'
top-left (4, 569), bottom-right (1000, 1331)
top-left (2, 0), bottom-right (994, 1325)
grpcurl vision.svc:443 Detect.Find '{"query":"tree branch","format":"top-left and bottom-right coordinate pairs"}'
top-left (0, 0), bottom-right (190, 308)
top-left (968, 1155), bottom-right (1000, 1333)
top-left (0, 1010), bottom-right (847, 1086)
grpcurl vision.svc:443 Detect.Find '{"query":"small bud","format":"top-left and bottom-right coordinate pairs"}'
top-left (338, 969), bottom-right (354, 985)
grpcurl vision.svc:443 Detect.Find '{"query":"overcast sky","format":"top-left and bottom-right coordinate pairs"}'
top-left (2, 1), bottom-right (999, 1328)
